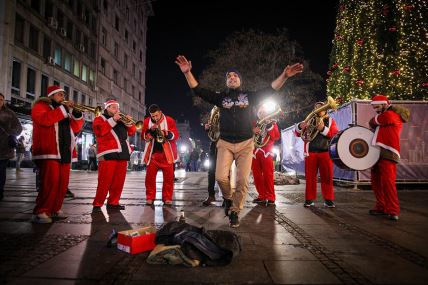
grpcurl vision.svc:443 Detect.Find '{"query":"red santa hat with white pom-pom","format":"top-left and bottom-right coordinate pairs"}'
top-left (370, 94), bottom-right (390, 105)
top-left (104, 99), bottom-right (119, 109)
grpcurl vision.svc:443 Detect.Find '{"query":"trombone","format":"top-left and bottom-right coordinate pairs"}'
top-left (118, 113), bottom-right (143, 129)
top-left (62, 101), bottom-right (102, 116)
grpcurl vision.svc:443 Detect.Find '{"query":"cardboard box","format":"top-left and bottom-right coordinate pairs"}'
top-left (117, 226), bottom-right (157, 254)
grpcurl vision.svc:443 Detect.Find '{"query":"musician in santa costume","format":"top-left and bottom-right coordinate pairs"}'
top-left (31, 85), bottom-right (83, 223)
top-left (252, 106), bottom-right (281, 205)
top-left (369, 95), bottom-right (409, 221)
top-left (295, 101), bottom-right (338, 208)
top-left (141, 104), bottom-right (179, 205)
top-left (92, 99), bottom-right (137, 211)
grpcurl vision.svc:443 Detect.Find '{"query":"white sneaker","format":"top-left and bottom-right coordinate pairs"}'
top-left (51, 210), bottom-right (68, 219)
top-left (31, 213), bottom-right (53, 224)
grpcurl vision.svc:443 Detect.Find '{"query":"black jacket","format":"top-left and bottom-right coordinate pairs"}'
top-left (192, 86), bottom-right (276, 143)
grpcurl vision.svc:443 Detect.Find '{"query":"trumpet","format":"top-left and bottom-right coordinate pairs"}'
top-left (62, 101), bottom-right (102, 116)
top-left (118, 113), bottom-right (143, 129)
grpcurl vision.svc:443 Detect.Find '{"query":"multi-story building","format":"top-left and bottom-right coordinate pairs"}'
top-left (0, 0), bottom-right (152, 166)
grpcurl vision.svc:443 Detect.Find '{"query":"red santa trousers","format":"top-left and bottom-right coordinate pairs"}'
top-left (305, 151), bottom-right (334, 201)
top-left (371, 159), bottom-right (400, 215)
top-left (33, 160), bottom-right (70, 215)
top-left (145, 152), bottom-right (174, 202)
top-left (93, 160), bottom-right (128, 206)
top-left (252, 151), bottom-right (275, 201)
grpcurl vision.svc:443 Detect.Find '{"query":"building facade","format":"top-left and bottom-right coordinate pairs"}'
top-left (0, 0), bottom-right (152, 166)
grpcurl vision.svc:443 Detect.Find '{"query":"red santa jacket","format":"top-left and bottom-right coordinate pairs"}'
top-left (32, 98), bottom-right (84, 162)
top-left (253, 123), bottom-right (281, 158)
top-left (141, 115), bottom-right (179, 165)
top-left (295, 117), bottom-right (338, 157)
top-left (93, 114), bottom-right (137, 158)
top-left (369, 106), bottom-right (409, 158)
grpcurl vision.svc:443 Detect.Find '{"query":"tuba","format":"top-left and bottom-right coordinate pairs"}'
top-left (301, 96), bottom-right (337, 142)
top-left (254, 106), bottom-right (283, 148)
top-left (207, 106), bottom-right (220, 142)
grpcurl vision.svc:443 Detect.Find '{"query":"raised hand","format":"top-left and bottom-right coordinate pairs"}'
top-left (284, 63), bottom-right (304, 78)
top-left (175, 55), bottom-right (192, 74)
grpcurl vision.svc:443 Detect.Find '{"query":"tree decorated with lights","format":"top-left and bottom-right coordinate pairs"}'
top-left (327, 0), bottom-right (427, 102)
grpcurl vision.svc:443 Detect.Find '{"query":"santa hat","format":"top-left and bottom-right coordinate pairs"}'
top-left (47, 85), bottom-right (65, 97)
top-left (104, 99), bottom-right (119, 109)
top-left (225, 68), bottom-right (242, 82)
top-left (370, 94), bottom-right (390, 105)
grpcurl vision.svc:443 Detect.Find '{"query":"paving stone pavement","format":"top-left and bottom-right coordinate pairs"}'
top-left (0, 168), bottom-right (427, 285)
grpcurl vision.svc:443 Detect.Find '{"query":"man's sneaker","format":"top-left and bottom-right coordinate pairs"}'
top-left (252, 198), bottom-right (264, 204)
top-left (106, 204), bottom-right (125, 210)
top-left (31, 213), bottom-right (52, 224)
top-left (267, 200), bottom-right (275, 205)
top-left (369, 209), bottom-right (385, 216)
top-left (92, 206), bottom-right (102, 212)
top-left (324, 200), bottom-right (336, 208)
top-left (51, 210), bottom-right (68, 219)
top-left (223, 199), bottom-right (233, 216)
top-left (65, 189), bottom-right (75, 198)
top-left (387, 214), bottom-right (399, 221)
top-left (202, 196), bottom-right (216, 206)
top-left (304, 200), bottom-right (314, 207)
top-left (229, 211), bottom-right (240, 228)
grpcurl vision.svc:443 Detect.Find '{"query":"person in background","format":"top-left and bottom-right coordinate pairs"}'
top-left (15, 136), bottom-right (26, 171)
top-left (202, 122), bottom-right (218, 206)
top-left (0, 93), bottom-right (23, 201)
top-left (87, 143), bottom-right (98, 171)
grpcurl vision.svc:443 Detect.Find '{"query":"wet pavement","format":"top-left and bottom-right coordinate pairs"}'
top-left (1, 168), bottom-right (427, 284)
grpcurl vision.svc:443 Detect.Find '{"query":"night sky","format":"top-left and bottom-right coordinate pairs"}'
top-left (145, 0), bottom-right (340, 143)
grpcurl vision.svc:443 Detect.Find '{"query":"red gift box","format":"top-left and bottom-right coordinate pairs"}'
top-left (117, 226), bottom-right (157, 254)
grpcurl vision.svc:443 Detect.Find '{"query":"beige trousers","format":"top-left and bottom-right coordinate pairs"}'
top-left (215, 138), bottom-right (254, 213)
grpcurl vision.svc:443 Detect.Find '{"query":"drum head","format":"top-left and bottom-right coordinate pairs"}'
top-left (336, 126), bottom-right (380, 170)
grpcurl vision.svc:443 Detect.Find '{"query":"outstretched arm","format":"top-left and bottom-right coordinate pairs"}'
top-left (271, 63), bottom-right (304, 91)
top-left (175, 55), bottom-right (199, 89)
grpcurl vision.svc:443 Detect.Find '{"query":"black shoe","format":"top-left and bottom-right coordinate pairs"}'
top-left (223, 199), bottom-right (232, 216)
top-left (65, 189), bottom-right (75, 198)
top-left (107, 204), bottom-right (125, 210)
top-left (252, 198), bottom-right (264, 204)
top-left (369, 209), bottom-right (385, 216)
top-left (202, 196), bottom-right (216, 206)
top-left (229, 211), bottom-right (240, 228)
top-left (304, 200), bottom-right (314, 207)
top-left (92, 206), bottom-right (102, 212)
top-left (267, 200), bottom-right (275, 205)
top-left (324, 200), bottom-right (335, 208)
top-left (386, 214), bottom-right (399, 221)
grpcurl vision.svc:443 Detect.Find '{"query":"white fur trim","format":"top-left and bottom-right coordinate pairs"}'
top-left (59, 105), bottom-right (69, 118)
top-left (374, 114), bottom-right (380, 125)
top-left (108, 117), bottom-right (117, 128)
top-left (32, 154), bottom-right (61, 159)
top-left (376, 142), bottom-right (401, 158)
top-left (320, 126), bottom-right (329, 136)
top-left (294, 123), bottom-right (302, 133)
top-left (48, 88), bottom-right (65, 97)
top-left (371, 101), bottom-right (388, 105)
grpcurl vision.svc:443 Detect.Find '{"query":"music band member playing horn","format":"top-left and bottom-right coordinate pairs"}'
top-left (295, 101), bottom-right (338, 208)
top-left (368, 95), bottom-right (409, 221)
top-left (252, 102), bottom-right (281, 206)
top-left (92, 99), bottom-right (137, 211)
top-left (31, 85), bottom-right (83, 223)
top-left (176, 55), bottom-right (303, 228)
top-left (141, 104), bottom-right (179, 206)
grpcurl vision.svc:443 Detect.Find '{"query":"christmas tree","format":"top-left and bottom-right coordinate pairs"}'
top-left (327, 0), bottom-right (427, 102)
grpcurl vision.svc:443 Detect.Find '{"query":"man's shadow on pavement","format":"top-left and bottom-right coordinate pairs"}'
top-left (75, 207), bottom-right (133, 284)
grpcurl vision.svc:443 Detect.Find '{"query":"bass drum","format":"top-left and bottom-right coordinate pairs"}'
top-left (329, 126), bottom-right (380, 171)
